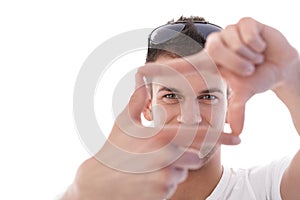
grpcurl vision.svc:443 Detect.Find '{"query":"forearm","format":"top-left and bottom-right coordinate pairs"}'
top-left (273, 57), bottom-right (300, 135)
top-left (274, 56), bottom-right (300, 199)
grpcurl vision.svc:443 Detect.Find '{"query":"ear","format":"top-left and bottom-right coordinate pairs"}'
top-left (142, 99), bottom-right (153, 121)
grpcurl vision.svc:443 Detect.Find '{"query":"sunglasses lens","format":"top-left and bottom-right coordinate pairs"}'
top-left (194, 23), bottom-right (222, 38)
top-left (150, 24), bottom-right (185, 45)
top-left (149, 22), bottom-right (222, 46)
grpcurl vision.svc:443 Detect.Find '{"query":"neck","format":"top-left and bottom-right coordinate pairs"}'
top-left (170, 148), bottom-right (222, 200)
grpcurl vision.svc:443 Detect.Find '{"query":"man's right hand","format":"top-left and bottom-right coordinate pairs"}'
top-left (61, 61), bottom-right (240, 200)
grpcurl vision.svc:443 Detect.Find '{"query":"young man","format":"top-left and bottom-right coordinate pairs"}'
top-left (61, 16), bottom-right (300, 199)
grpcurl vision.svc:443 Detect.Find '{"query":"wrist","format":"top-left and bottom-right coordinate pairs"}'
top-left (273, 54), bottom-right (300, 99)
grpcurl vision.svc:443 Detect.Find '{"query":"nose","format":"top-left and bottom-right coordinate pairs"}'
top-left (177, 98), bottom-right (202, 125)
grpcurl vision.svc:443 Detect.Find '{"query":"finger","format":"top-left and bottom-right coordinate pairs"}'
top-left (216, 66), bottom-right (254, 135)
top-left (113, 72), bottom-right (151, 139)
top-left (238, 17), bottom-right (266, 53)
top-left (164, 167), bottom-right (189, 185)
top-left (198, 127), bottom-right (240, 158)
top-left (135, 68), bottom-right (147, 90)
top-left (98, 132), bottom-right (205, 173)
top-left (173, 167), bottom-right (189, 184)
top-left (172, 148), bottom-right (204, 170)
top-left (206, 33), bottom-right (255, 76)
top-left (139, 52), bottom-right (218, 79)
top-left (131, 72), bottom-right (150, 122)
top-left (139, 62), bottom-right (194, 85)
top-left (219, 132), bottom-right (241, 145)
top-left (222, 25), bottom-right (264, 64)
top-left (114, 125), bottom-right (225, 152)
top-left (156, 125), bottom-right (210, 148)
top-left (227, 94), bottom-right (247, 135)
top-left (103, 125), bottom-right (233, 173)
top-left (155, 125), bottom-right (241, 151)
top-left (117, 71), bottom-right (149, 125)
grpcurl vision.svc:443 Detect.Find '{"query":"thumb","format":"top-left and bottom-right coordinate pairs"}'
top-left (117, 70), bottom-right (149, 125)
top-left (227, 94), bottom-right (247, 135)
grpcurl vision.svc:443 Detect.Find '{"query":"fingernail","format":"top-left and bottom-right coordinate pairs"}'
top-left (244, 64), bottom-right (255, 76)
top-left (255, 54), bottom-right (264, 64)
top-left (232, 136), bottom-right (241, 144)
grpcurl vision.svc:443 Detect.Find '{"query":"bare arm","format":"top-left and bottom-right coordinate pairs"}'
top-left (273, 58), bottom-right (300, 199)
top-left (205, 17), bottom-right (300, 199)
top-left (61, 62), bottom-right (240, 200)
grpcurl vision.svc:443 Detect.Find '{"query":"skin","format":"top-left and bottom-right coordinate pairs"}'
top-left (142, 56), bottom-right (229, 199)
top-left (205, 17), bottom-right (300, 199)
top-left (61, 52), bottom-right (238, 200)
top-left (61, 17), bottom-right (300, 200)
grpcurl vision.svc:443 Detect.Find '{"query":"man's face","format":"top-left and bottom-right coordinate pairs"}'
top-left (144, 56), bottom-right (228, 143)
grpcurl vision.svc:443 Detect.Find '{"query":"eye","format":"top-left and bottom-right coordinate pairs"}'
top-left (198, 94), bottom-right (219, 104)
top-left (162, 93), bottom-right (181, 104)
top-left (164, 93), bottom-right (177, 99)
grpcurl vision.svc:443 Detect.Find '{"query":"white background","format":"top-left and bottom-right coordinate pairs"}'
top-left (1, 1), bottom-right (299, 199)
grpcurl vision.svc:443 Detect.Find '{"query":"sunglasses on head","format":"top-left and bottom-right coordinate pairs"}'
top-left (148, 21), bottom-right (222, 46)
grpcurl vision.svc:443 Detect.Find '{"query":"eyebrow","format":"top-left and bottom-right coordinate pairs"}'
top-left (157, 87), bottom-right (180, 93)
top-left (157, 86), bottom-right (224, 95)
top-left (199, 88), bottom-right (224, 95)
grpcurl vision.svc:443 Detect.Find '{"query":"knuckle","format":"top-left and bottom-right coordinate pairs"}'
top-left (238, 17), bottom-right (254, 25)
top-left (78, 158), bottom-right (94, 172)
top-left (158, 182), bottom-right (176, 198)
top-left (224, 24), bottom-right (235, 31)
top-left (76, 158), bottom-right (98, 181)
top-left (231, 43), bottom-right (244, 53)
top-left (150, 151), bottom-right (171, 168)
top-left (152, 168), bottom-right (178, 198)
top-left (205, 33), bottom-right (221, 54)
top-left (160, 167), bottom-right (173, 182)
top-left (136, 67), bottom-right (145, 77)
top-left (129, 93), bottom-right (138, 104)
top-left (243, 35), bottom-right (258, 47)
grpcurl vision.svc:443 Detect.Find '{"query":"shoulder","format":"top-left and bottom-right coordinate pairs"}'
top-left (207, 157), bottom-right (291, 200)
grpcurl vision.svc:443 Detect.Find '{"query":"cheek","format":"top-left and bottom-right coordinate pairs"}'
top-left (152, 104), bottom-right (180, 126)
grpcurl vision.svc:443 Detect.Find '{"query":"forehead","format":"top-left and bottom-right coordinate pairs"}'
top-left (151, 57), bottom-right (226, 94)
top-left (152, 73), bottom-right (225, 94)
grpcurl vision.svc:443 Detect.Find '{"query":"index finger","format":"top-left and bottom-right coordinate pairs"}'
top-left (147, 125), bottom-right (241, 152)
top-left (138, 51), bottom-right (219, 80)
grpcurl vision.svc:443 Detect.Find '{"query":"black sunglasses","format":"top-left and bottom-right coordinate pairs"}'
top-left (148, 21), bottom-right (222, 46)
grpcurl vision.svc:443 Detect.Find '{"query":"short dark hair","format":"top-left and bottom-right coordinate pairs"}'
top-left (146, 16), bottom-right (207, 63)
top-left (145, 17), bottom-right (230, 97)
